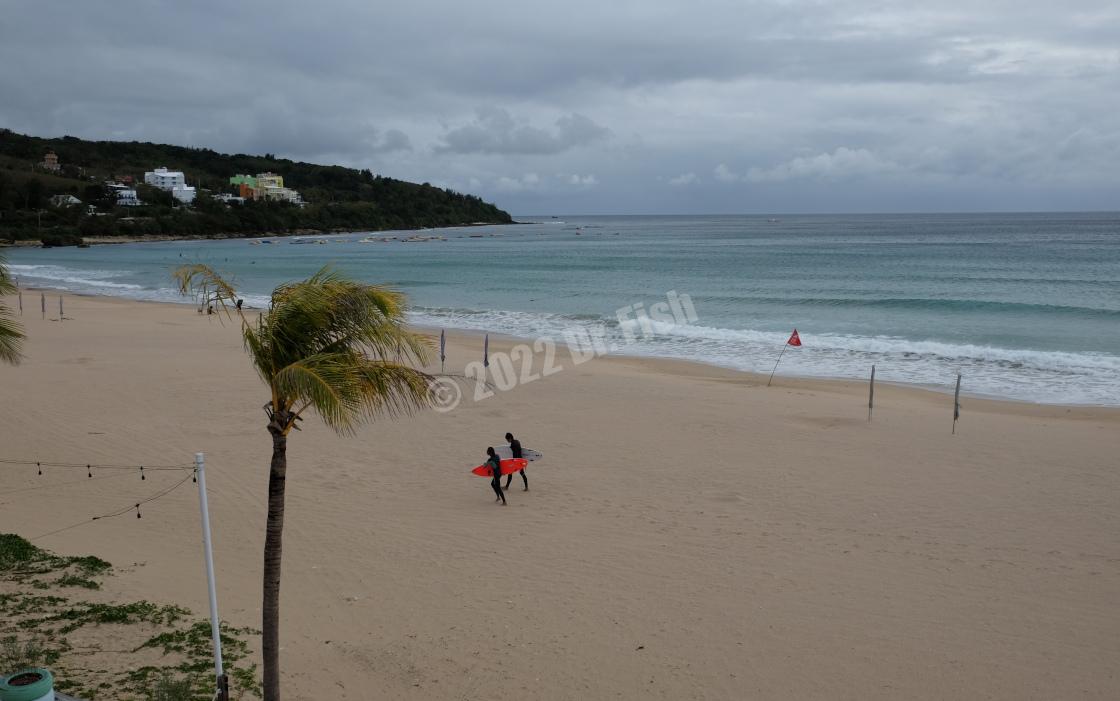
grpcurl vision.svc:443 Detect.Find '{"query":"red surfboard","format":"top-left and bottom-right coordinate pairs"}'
top-left (472, 458), bottom-right (528, 477)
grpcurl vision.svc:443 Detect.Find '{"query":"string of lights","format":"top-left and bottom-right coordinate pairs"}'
top-left (0, 458), bottom-right (194, 472)
top-left (30, 470), bottom-right (198, 541)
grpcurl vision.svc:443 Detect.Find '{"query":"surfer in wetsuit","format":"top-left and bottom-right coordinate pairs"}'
top-left (503, 432), bottom-right (528, 491)
top-left (487, 447), bottom-right (506, 505)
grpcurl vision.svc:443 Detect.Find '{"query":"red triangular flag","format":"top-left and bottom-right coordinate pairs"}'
top-left (787, 329), bottom-right (802, 347)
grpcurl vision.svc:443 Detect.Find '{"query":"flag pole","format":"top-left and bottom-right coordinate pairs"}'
top-left (767, 344), bottom-right (787, 387)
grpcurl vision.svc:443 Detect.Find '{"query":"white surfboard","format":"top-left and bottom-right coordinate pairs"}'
top-left (493, 445), bottom-right (542, 462)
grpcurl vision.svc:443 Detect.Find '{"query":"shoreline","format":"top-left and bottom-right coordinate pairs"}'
top-left (12, 286), bottom-right (1119, 416)
top-left (0, 220), bottom-right (522, 248)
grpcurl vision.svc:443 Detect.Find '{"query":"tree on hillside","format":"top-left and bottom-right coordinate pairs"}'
top-left (174, 265), bottom-right (436, 700)
top-left (0, 254), bottom-right (25, 364)
top-left (22, 177), bottom-right (44, 210)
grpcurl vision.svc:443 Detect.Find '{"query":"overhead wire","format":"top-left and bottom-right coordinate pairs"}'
top-left (30, 470), bottom-right (197, 541)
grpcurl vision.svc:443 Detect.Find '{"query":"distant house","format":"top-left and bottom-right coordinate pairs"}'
top-left (229, 174), bottom-right (257, 188)
top-left (106, 183), bottom-right (142, 207)
top-left (144, 166), bottom-right (197, 204)
top-left (50, 194), bottom-right (82, 207)
top-left (229, 172), bottom-right (303, 205)
top-left (214, 193), bottom-right (246, 204)
top-left (41, 151), bottom-right (60, 172)
top-left (256, 172), bottom-right (284, 189)
top-left (117, 190), bottom-right (142, 206)
top-left (114, 174), bottom-right (134, 185)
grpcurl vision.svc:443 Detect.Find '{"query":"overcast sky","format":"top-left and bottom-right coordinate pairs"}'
top-left (2, 1), bottom-right (1118, 214)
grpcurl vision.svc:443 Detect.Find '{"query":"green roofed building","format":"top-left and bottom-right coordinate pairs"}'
top-left (229, 174), bottom-right (257, 188)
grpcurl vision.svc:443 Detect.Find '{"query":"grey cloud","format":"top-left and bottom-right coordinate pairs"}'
top-left (668, 173), bottom-right (700, 186)
top-left (747, 148), bottom-right (900, 183)
top-left (1, 1), bottom-right (1118, 213)
top-left (436, 108), bottom-right (609, 155)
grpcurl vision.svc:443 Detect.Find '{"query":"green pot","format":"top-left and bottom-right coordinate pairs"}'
top-left (0, 668), bottom-right (54, 701)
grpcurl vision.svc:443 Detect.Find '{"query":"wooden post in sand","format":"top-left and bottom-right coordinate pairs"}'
top-left (59, 295), bottom-right (64, 322)
top-left (41, 292), bottom-right (45, 319)
top-left (952, 373), bottom-right (962, 434)
top-left (17, 290), bottom-right (21, 315)
top-left (868, 365), bottom-right (875, 422)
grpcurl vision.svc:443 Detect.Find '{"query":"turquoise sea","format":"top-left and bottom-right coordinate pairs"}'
top-left (6, 212), bottom-right (1120, 405)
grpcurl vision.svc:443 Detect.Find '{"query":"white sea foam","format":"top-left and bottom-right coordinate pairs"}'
top-left (8, 263), bottom-right (1118, 405)
top-left (409, 306), bottom-right (1120, 405)
top-left (8, 264), bottom-right (144, 290)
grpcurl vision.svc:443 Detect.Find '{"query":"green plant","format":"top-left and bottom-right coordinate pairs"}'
top-left (0, 635), bottom-right (50, 672)
top-left (55, 574), bottom-right (100, 590)
top-left (145, 673), bottom-right (195, 701)
top-left (0, 537), bottom-right (260, 699)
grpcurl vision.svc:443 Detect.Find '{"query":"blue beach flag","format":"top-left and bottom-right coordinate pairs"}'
top-left (440, 329), bottom-right (446, 373)
top-left (483, 334), bottom-right (489, 368)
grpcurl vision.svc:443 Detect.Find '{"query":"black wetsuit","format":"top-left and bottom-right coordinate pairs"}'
top-left (488, 455), bottom-right (506, 504)
top-left (503, 439), bottom-right (527, 490)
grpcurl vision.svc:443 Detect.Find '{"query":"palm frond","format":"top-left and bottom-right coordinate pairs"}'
top-left (172, 264), bottom-right (239, 318)
top-left (0, 309), bottom-right (24, 365)
top-left (177, 263), bottom-right (436, 433)
top-left (0, 255), bottom-right (24, 365)
top-left (0, 253), bottom-right (15, 296)
top-left (352, 361), bottom-right (434, 421)
top-left (273, 352), bottom-right (359, 431)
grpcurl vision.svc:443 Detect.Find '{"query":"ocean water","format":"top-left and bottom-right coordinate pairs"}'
top-left (5, 213), bottom-right (1119, 405)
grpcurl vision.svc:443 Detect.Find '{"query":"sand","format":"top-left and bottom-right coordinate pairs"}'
top-left (1, 291), bottom-right (1118, 700)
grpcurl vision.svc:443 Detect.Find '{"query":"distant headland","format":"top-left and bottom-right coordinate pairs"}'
top-left (0, 129), bottom-right (513, 247)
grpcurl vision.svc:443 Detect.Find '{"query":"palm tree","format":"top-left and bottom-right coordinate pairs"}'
top-left (0, 254), bottom-right (25, 365)
top-left (175, 264), bottom-right (435, 700)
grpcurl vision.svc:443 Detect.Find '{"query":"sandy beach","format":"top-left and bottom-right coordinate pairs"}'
top-left (2, 291), bottom-right (1118, 700)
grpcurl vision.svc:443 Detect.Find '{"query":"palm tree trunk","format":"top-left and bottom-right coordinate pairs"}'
top-left (263, 421), bottom-right (288, 700)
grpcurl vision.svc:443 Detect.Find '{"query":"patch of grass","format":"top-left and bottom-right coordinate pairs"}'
top-left (70, 555), bottom-right (112, 575)
top-left (0, 534), bottom-right (111, 581)
top-left (0, 536), bottom-right (260, 699)
top-left (133, 621), bottom-right (261, 698)
top-left (1, 634), bottom-right (60, 671)
top-left (144, 673), bottom-right (196, 701)
top-left (0, 534), bottom-right (44, 570)
top-left (56, 573), bottom-right (101, 590)
top-left (54, 601), bottom-right (189, 634)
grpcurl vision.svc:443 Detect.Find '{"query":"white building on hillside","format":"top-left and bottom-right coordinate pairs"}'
top-left (260, 185), bottom-right (303, 205)
top-left (116, 189), bottom-right (142, 206)
top-left (171, 185), bottom-right (196, 204)
top-left (145, 167), bottom-right (185, 189)
top-left (144, 166), bottom-right (197, 204)
top-left (50, 194), bottom-right (82, 207)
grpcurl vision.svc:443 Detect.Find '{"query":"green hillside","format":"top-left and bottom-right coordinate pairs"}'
top-left (0, 128), bottom-right (513, 245)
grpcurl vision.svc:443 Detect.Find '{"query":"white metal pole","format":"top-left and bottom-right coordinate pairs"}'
top-left (195, 452), bottom-right (225, 687)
